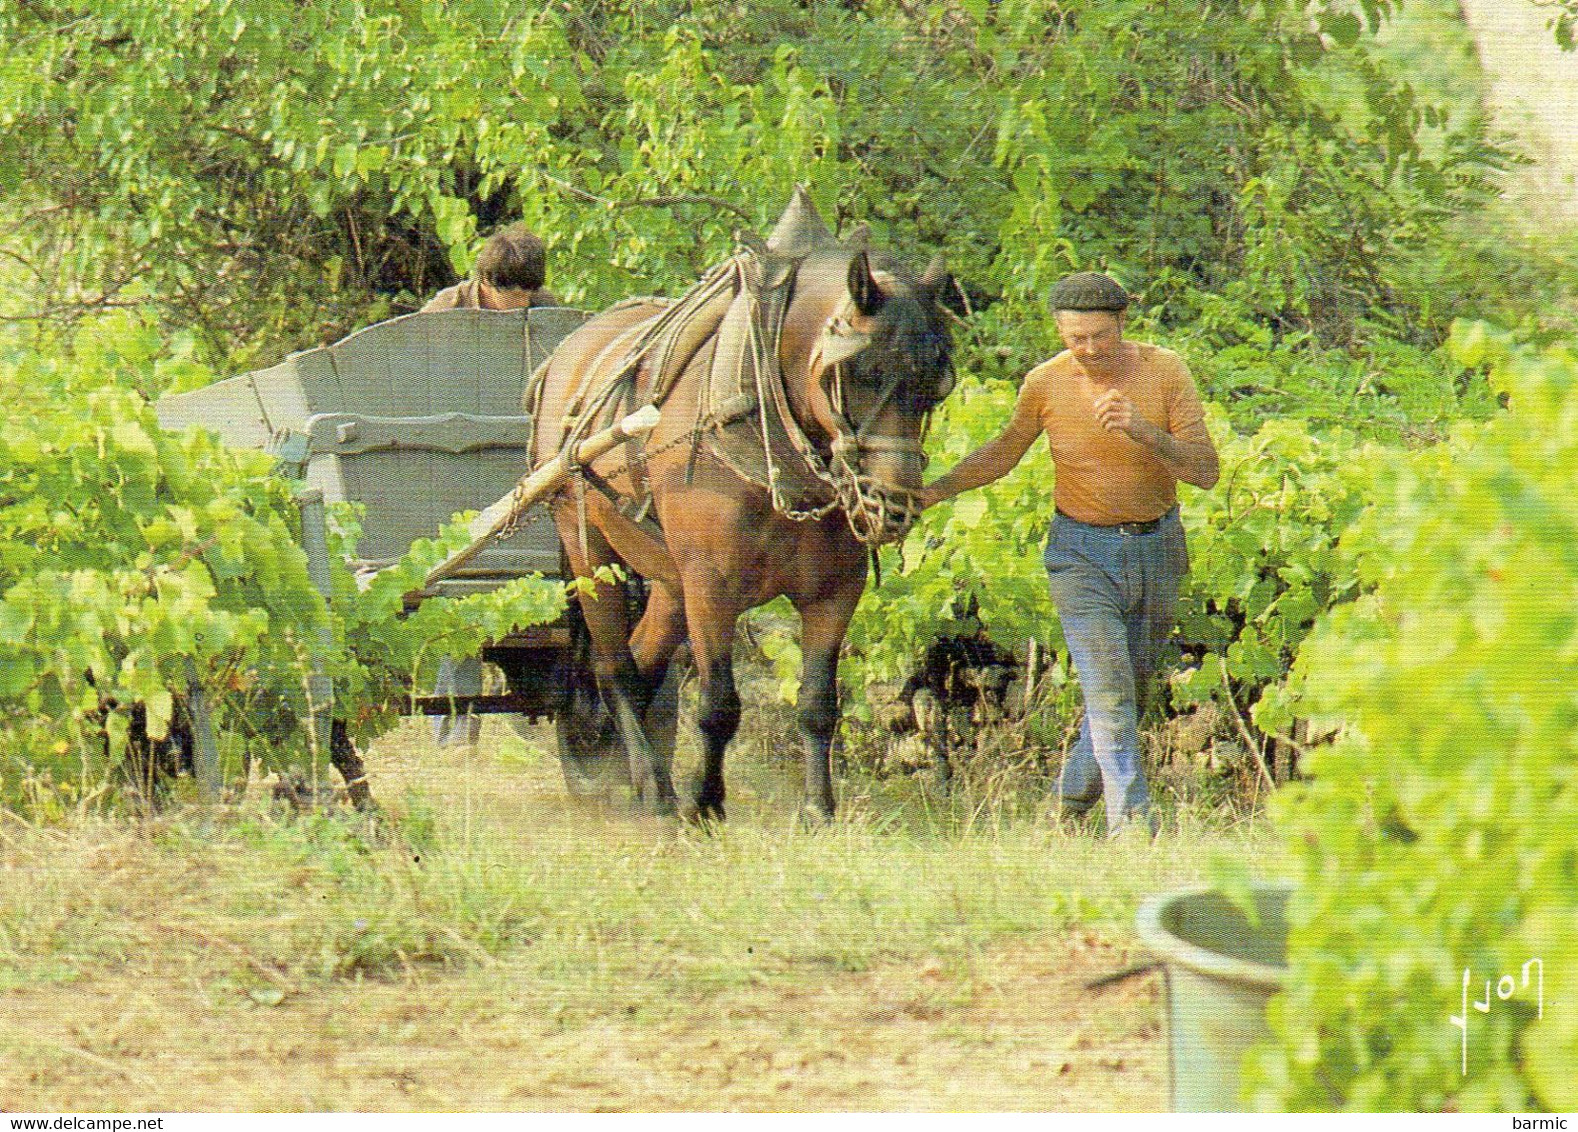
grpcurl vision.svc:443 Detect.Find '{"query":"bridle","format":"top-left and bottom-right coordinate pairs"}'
top-left (810, 294), bottom-right (940, 546)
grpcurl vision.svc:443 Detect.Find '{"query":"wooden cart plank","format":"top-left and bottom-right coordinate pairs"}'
top-left (527, 308), bottom-right (593, 374)
top-left (153, 371), bottom-right (274, 449)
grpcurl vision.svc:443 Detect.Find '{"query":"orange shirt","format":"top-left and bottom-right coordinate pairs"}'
top-left (1011, 342), bottom-right (1210, 526)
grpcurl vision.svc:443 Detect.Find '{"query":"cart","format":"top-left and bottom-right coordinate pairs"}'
top-left (155, 306), bottom-right (652, 798)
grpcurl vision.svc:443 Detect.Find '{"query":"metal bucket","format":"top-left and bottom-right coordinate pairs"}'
top-left (1135, 883), bottom-right (1291, 1112)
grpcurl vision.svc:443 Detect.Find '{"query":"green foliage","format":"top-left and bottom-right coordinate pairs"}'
top-left (0, 317), bottom-right (565, 805)
top-left (1543, 0), bottom-right (1578, 50)
top-left (1174, 411), bottom-right (1377, 728)
top-left (1185, 334), bottom-right (1502, 438)
top-left (0, 0), bottom-right (1526, 370)
top-left (1248, 325), bottom-right (1578, 1111)
top-left (0, 321), bottom-right (329, 795)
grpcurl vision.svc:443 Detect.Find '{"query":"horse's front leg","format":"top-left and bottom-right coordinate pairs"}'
top-left (679, 574), bottom-right (740, 822)
top-left (794, 589), bottom-right (863, 823)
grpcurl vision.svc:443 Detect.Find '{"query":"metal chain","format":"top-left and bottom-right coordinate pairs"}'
top-left (497, 246), bottom-right (919, 544)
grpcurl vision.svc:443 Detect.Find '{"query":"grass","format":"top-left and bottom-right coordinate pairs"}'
top-left (0, 713), bottom-right (1284, 1110)
top-left (0, 738), bottom-right (1280, 997)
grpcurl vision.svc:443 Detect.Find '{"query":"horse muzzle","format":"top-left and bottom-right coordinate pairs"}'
top-left (831, 434), bottom-right (927, 546)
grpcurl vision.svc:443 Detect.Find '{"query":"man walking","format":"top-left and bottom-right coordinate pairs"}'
top-left (918, 272), bottom-right (1218, 836)
top-left (422, 222), bottom-right (559, 746)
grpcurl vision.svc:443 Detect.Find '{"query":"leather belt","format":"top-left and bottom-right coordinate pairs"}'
top-left (1056, 509), bottom-right (1166, 535)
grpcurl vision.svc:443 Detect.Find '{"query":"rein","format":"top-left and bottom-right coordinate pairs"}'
top-left (544, 248), bottom-right (928, 547)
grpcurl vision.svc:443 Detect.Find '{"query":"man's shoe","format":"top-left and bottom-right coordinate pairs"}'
top-left (1106, 811), bottom-right (1161, 844)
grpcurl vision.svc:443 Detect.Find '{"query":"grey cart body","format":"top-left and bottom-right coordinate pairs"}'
top-left (155, 307), bottom-right (594, 719)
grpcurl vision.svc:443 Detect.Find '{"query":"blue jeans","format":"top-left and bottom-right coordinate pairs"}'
top-left (1044, 508), bottom-right (1188, 835)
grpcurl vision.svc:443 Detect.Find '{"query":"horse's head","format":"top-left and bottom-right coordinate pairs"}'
top-left (801, 248), bottom-right (956, 545)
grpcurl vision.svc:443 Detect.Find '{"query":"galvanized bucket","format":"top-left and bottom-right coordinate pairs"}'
top-left (1135, 883), bottom-right (1291, 1112)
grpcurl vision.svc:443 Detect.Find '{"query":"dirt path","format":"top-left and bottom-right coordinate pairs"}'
top-left (0, 931), bottom-right (1162, 1111)
top-left (1459, 0), bottom-right (1578, 225)
top-left (0, 721), bottom-right (1172, 1112)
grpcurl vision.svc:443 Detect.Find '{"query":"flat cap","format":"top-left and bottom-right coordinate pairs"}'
top-left (1048, 271), bottom-right (1130, 312)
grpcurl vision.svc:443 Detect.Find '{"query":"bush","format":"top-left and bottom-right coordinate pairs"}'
top-left (1249, 324), bottom-right (1578, 1111)
top-left (1, 0), bottom-right (1515, 364)
top-left (0, 317), bottom-right (565, 809)
top-left (0, 318), bottom-right (324, 789)
top-left (1173, 411), bottom-right (1377, 738)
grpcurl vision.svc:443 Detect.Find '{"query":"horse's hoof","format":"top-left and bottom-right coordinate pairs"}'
top-left (680, 791), bottom-right (725, 824)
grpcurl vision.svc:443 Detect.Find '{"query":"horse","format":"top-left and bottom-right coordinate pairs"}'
top-left (529, 188), bottom-right (956, 821)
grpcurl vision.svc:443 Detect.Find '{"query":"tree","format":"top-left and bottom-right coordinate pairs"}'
top-left (2, 0), bottom-right (1508, 368)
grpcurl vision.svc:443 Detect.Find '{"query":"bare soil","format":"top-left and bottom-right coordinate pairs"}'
top-left (0, 929), bottom-right (1161, 1112)
top-left (0, 720), bottom-right (1168, 1113)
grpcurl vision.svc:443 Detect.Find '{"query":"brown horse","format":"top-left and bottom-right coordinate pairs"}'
top-left (530, 190), bottom-right (955, 820)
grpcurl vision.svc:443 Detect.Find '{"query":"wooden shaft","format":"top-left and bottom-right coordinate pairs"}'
top-left (413, 404), bottom-right (660, 597)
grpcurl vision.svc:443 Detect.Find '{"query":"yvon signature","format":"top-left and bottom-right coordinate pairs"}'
top-left (1450, 958), bottom-right (1544, 1076)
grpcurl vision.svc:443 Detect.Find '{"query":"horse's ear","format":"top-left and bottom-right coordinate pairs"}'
top-left (848, 250), bottom-right (886, 316)
top-left (918, 253), bottom-right (962, 315)
top-left (843, 223), bottom-right (871, 253)
top-left (918, 253), bottom-right (950, 295)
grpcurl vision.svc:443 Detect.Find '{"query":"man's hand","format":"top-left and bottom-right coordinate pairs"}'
top-left (1094, 388), bottom-right (1144, 437)
top-left (914, 411), bottom-right (1042, 510)
top-left (1093, 388), bottom-right (1219, 490)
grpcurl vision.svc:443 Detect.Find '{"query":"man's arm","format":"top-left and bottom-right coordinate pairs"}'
top-left (918, 410), bottom-right (1042, 508)
top-left (1093, 389), bottom-right (1219, 490)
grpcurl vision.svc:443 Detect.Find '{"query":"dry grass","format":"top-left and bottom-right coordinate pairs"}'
top-left (0, 714), bottom-right (1284, 1112)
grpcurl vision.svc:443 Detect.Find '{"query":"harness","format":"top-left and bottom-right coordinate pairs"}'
top-left (812, 291), bottom-right (929, 544)
top-left (518, 242), bottom-right (928, 550)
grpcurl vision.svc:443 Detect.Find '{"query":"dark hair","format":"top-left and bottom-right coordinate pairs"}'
top-left (1047, 271), bottom-right (1129, 313)
top-left (475, 224), bottom-right (547, 291)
